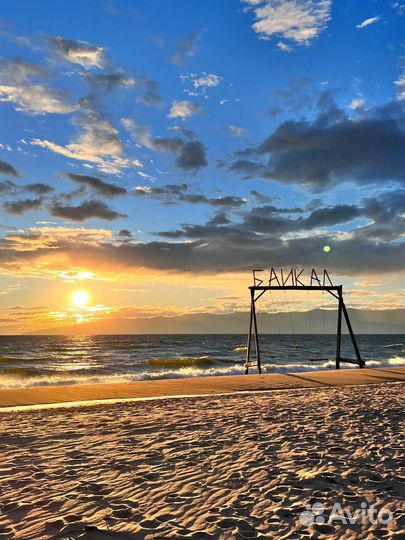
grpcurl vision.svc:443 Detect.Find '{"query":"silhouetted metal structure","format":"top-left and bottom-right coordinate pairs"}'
top-left (245, 268), bottom-right (365, 374)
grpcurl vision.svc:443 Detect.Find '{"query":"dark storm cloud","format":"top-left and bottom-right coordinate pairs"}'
top-left (0, 160), bottom-right (19, 177)
top-left (118, 229), bottom-right (132, 238)
top-left (1, 228), bottom-right (402, 276)
top-left (64, 173), bottom-right (127, 197)
top-left (83, 71), bottom-right (162, 107)
top-left (170, 34), bottom-right (200, 66)
top-left (136, 77), bottom-right (162, 108)
top-left (0, 180), bottom-right (18, 194)
top-left (123, 120), bottom-right (208, 173)
top-left (225, 98), bottom-right (405, 191)
top-left (0, 181), bottom-right (53, 198)
top-left (50, 200), bottom-right (126, 221)
top-left (4, 198), bottom-right (42, 215)
top-left (0, 188), bottom-right (403, 275)
top-left (250, 190), bottom-right (275, 204)
top-left (352, 188), bottom-right (405, 242)
top-left (25, 183), bottom-right (54, 195)
top-left (82, 72), bottom-right (134, 93)
top-left (301, 205), bottom-right (361, 229)
top-left (135, 183), bottom-right (245, 208)
top-left (175, 141), bottom-right (207, 172)
top-left (155, 188), bottom-right (403, 246)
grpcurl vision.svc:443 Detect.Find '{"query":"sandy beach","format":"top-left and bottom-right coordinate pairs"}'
top-left (0, 369), bottom-right (404, 539)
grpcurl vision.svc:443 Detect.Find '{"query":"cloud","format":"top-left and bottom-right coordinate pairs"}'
top-left (83, 72), bottom-right (135, 93)
top-left (83, 71), bottom-right (162, 107)
top-left (0, 84), bottom-right (78, 115)
top-left (168, 100), bottom-right (202, 119)
top-left (122, 118), bottom-right (207, 172)
top-left (0, 160), bottom-right (19, 177)
top-left (250, 190), bottom-right (275, 203)
top-left (0, 180), bottom-right (18, 194)
top-left (135, 183), bottom-right (246, 207)
top-left (175, 141), bottom-right (207, 171)
top-left (301, 204), bottom-right (361, 228)
top-left (0, 187), bottom-right (403, 278)
top-left (50, 200), bottom-right (126, 221)
top-left (356, 16), bottom-right (381, 29)
top-left (228, 126), bottom-right (248, 138)
top-left (0, 58), bottom-right (76, 115)
top-left (395, 74), bottom-right (405, 101)
top-left (32, 99), bottom-right (142, 174)
top-left (193, 73), bottom-right (221, 89)
top-left (224, 98), bottom-right (405, 190)
top-left (64, 173), bottom-right (127, 197)
top-left (349, 98), bottom-right (365, 110)
top-left (0, 58), bottom-right (47, 85)
top-left (118, 229), bottom-right (132, 238)
top-left (242, 0), bottom-right (332, 48)
top-left (26, 183), bottom-right (54, 195)
top-left (1, 219), bottom-right (401, 277)
top-left (4, 198), bottom-right (43, 215)
top-left (170, 35), bottom-right (200, 65)
top-left (47, 36), bottom-right (108, 69)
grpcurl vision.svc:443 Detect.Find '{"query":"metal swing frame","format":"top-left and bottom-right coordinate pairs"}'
top-left (245, 269), bottom-right (365, 374)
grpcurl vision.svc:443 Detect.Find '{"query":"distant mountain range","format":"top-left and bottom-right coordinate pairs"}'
top-left (27, 308), bottom-right (404, 335)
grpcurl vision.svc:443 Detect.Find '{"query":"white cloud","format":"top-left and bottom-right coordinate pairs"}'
top-left (48, 37), bottom-right (107, 69)
top-left (31, 138), bottom-right (142, 174)
top-left (356, 16), bottom-right (381, 29)
top-left (242, 0), bottom-right (332, 48)
top-left (168, 100), bottom-right (202, 120)
top-left (0, 58), bottom-right (47, 85)
top-left (277, 41), bottom-right (293, 52)
top-left (349, 98), bottom-right (365, 110)
top-left (0, 84), bottom-right (77, 115)
top-left (0, 58), bottom-right (76, 115)
top-left (395, 75), bottom-right (405, 100)
top-left (228, 125), bottom-right (247, 137)
top-left (31, 103), bottom-right (142, 174)
top-left (193, 73), bottom-right (222, 89)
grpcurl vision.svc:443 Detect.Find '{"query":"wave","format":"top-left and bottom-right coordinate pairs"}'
top-left (382, 343), bottom-right (403, 348)
top-left (0, 356), bottom-right (402, 388)
top-left (234, 345), bottom-right (247, 353)
top-left (147, 356), bottom-right (217, 368)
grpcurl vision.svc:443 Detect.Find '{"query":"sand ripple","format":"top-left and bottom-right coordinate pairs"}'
top-left (0, 383), bottom-right (404, 539)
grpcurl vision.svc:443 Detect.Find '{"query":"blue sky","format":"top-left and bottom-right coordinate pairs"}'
top-left (0, 0), bottom-right (404, 332)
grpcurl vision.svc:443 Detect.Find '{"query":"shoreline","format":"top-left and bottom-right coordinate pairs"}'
top-left (0, 366), bottom-right (403, 409)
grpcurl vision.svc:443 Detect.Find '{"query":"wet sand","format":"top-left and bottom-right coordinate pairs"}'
top-left (0, 366), bottom-right (404, 408)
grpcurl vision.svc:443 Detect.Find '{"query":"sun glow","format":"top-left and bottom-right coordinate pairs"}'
top-left (71, 290), bottom-right (91, 308)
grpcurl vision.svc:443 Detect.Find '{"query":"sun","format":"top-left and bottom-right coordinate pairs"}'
top-left (71, 290), bottom-right (91, 309)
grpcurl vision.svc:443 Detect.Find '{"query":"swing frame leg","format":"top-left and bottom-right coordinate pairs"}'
top-left (336, 287), bottom-right (342, 369)
top-left (245, 294), bottom-right (254, 374)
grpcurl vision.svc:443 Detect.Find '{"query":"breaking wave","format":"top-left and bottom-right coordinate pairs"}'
top-left (0, 355), bottom-right (402, 388)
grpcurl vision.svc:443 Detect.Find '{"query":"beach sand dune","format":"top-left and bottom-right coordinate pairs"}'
top-left (0, 381), bottom-right (404, 539)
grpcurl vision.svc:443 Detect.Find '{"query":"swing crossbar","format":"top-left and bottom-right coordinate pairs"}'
top-left (250, 285), bottom-right (340, 292)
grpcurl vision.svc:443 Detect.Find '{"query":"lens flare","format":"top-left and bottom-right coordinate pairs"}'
top-left (323, 245), bottom-right (331, 253)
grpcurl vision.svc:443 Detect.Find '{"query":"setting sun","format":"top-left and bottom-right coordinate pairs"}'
top-left (71, 290), bottom-right (91, 309)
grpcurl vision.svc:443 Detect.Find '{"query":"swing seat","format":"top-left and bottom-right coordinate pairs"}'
top-left (339, 357), bottom-right (361, 365)
top-left (309, 358), bottom-right (329, 362)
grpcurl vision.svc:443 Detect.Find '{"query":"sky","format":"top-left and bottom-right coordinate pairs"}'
top-left (0, 0), bottom-right (404, 333)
